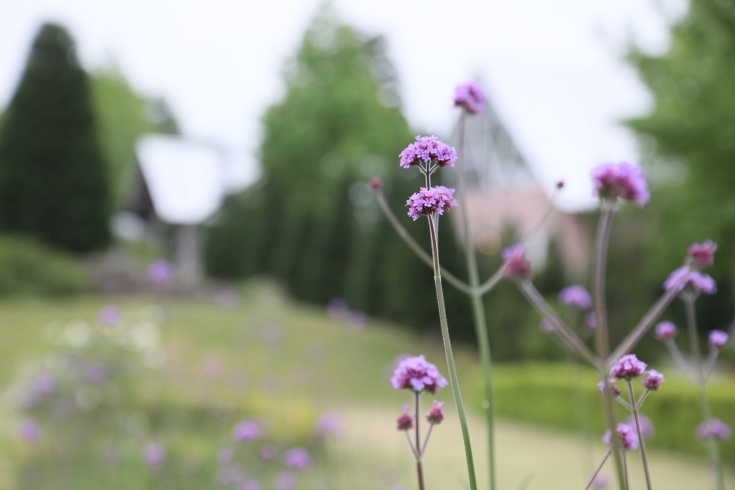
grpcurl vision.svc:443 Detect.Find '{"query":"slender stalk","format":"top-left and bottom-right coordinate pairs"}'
top-left (421, 423), bottom-right (435, 455)
top-left (664, 338), bottom-right (695, 382)
top-left (622, 452), bottom-right (630, 490)
top-left (703, 349), bottom-right (719, 383)
top-left (684, 295), bottom-right (724, 490)
top-left (374, 190), bottom-right (472, 295)
top-left (583, 448), bottom-right (612, 490)
top-left (456, 112), bottom-right (497, 490)
top-left (428, 215), bottom-right (478, 490)
top-left (566, 351), bottom-right (595, 476)
top-left (626, 380), bottom-right (653, 490)
top-left (590, 204), bottom-right (627, 490)
top-left (415, 391), bottom-right (426, 490)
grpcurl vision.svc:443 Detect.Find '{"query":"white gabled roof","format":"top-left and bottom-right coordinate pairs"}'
top-left (135, 134), bottom-right (224, 225)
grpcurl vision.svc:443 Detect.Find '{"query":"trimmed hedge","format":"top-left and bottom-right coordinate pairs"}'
top-left (484, 363), bottom-right (735, 464)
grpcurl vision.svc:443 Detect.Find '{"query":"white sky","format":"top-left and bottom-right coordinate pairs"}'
top-left (0, 0), bottom-right (687, 211)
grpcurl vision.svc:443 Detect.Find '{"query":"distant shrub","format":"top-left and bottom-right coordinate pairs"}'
top-left (0, 235), bottom-right (89, 296)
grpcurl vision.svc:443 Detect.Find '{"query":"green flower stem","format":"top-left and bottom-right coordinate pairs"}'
top-left (626, 380), bottom-right (653, 490)
top-left (415, 391), bottom-right (426, 490)
top-left (684, 294), bottom-right (724, 490)
top-left (590, 204), bottom-right (627, 490)
top-left (428, 214), bottom-right (478, 490)
top-left (456, 112), bottom-right (497, 490)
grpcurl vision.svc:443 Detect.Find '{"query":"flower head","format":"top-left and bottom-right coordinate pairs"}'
top-left (406, 186), bottom-right (458, 221)
top-left (396, 404), bottom-right (413, 431)
top-left (610, 354), bottom-right (647, 380)
top-left (453, 81), bottom-right (487, 114)
top-left (625, 414), bottom-right (655, 439)
top-left (597, 378), bottom-right (621, 397)
top-left (708, 330), bottom-right (729, 350)
top-left (654, 321), bottom-right (678, 341)
top-left (602, 423), bottom-right (639, 450)
top-left (687, 240), bottom-right (717, 268)
top-left (232, 420), bottom-right (261, 442)
top-left (663, 267), bottom-right (716, 295)
top-left (17, 419), bottom-right (41, 442)
top-left (142, 442), bottom-right (165, 469)
top-left (591, 162), bottom-right (649, 206)
top-left (283, 447), bottom-right (311, 471)
top-left (558, 285), bottom-right (591, 310)
top-left (314, 411), bottom-right (342, 438)
top-left (426, 401), bottom-right (445, 425)
top-left (148, 259), bottom-right (174, 286)
top-left (391, 355), bottom-right (447, 394)
top-left (642, 370), bottom-right (664, 391)
top-left (399, 136), bottom-right (457, 169)
top-left (696, 419), bottom-right (732, 441)
top-left (368, 177), bottom-right (383, 190)
top-left (501, 245), bottom-right (531, 279)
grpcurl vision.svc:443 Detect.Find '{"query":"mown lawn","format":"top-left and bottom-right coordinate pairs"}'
top-left (0, 282), bottom-right (732, 489)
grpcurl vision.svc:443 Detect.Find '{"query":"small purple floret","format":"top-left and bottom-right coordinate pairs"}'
top-left (97, 305), bottom-right (121, 326)
top-left (406, 186), bottom-right (457, 221)
top-left (454, 81), bottom-right (487, 114)
top-left (232, 420), bottom-right (261, 442)
top-left (314, 411), bottom-right (342, 438)
top-left (17, 419), bottom-right (42, 442)
top-left (625, 414), bottom-right (655, 439)
top-left (283, 447), bottom-right (311, 471)
top-left (663, 267), bottom-right (716, 294)
top-left (148, 259), bottom-right (174, 286)
top-left (391, 355), bottom-right (447, 394)
top-left (602, 423), bottom-right (639, 450)
top-left (142, 442), bottom-right (165, 469)
top-left (399, 136), bottom-right (457, 169)
top-left (426, 400), bottom-right (445, 425)
top-left (688, 240), bottom-right (717, 268)
top-left (610, 354), bottom-right (647, 380)
top-left (558, 285), bottom-right (591, 310)
top-left (591, 162), bottom-right (649, 206)
top-left (654, 321), bottom-right (678, 341)
top-left (501, 245), bottom-right (531, 279)
top-left (696, 418), bottom-right (732, 441)
top-left (597, 378), bottom-right (621, 397)
top-left (396, 404), bottom-right (414, 431)
top-left (642, 369), bottom-right (664, 391)
top-left (708, 330), bottom-right (729, 350)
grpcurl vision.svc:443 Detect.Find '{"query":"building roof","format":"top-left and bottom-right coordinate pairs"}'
top-left (133, 134), bottom-right (225, 225)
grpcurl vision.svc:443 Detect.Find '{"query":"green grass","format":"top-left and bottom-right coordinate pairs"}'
top-left (0, 282), bottom-right (733, 489)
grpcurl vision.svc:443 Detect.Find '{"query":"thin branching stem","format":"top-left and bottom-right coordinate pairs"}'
top-left (415, 391), bottom-right (425, 490)
top-left (664, 338), bottom-right (695, 382)
top-left (583, 448), bottom-right (612, 490)
top-left (626, 380), bottom-right (653, 490)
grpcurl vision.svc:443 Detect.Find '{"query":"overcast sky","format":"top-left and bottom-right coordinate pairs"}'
top-left (0, 0), bottom-right (687, 210)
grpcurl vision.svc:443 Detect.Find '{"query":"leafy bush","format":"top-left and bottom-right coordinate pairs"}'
top-left (0, 235), bottom-right (89, 296)
top-left (484, 363), bottom-right (735, 463)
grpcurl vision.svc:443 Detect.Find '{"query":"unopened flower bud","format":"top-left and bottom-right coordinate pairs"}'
top-left (426, 401), bottom-right (444, 425)
top-left (642, 369), bottom-right (664, 391)
top-left (654, 321), bottom-right (678, 341)
top-left (708, 330), bottom-right (729, 350)
top-left (368, 177), bottom-right (383, 190)
top-left (396, 404), bottom-right (413, 431)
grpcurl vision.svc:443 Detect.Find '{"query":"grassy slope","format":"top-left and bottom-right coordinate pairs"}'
top-left (0, 284), bottom-right (732, 489)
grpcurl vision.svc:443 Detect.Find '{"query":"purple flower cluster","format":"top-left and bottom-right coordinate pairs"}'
top-left (642, 370), bottom-right (664, 391)
top-left (426, 400), bottom-right (445, 425)
top-left (603, 423), bottom-right (639, 450)
top-left (708, 330), bottom-right (729, 350)
top-left (148, 259), bottom-right (174, 286)
top-left (391, 355), bottom-right (448, 394)
top-left (591, 162), bottom-right (649, 206)
top-left (282, 447), bottom-right (311, 470)
top-left (501, 245), bottom-right (531, 279)
top-left (625, 414), bottom-right (655, 439)
top-left (313, 411), bottom-right (342, 438)
top-left (396, 404), bottom-right (413, 431)
top-left (663, 267), bottom-right (716, 295)
top-left (597, 378), bottom-right (621, 397)
top-left (399, 136), bottom-right (457, 169)
top-left (406, 186), bottom-right (458, 221)
top-left (142, 442), bottom-right (165, 469)
top-left (453, 81), bottom-right (487, 114)
top-left (654, 321), bottom-right (678, 341)
top-left (687, 240), bottom-right (717, 268)
top-left (232, 420), bottom-right (261, 442)
top-left (17, 418), bottom-right (42, 442)
top-left (558, 285), bottom-right (591, 310)
top-left (696, 418), bottom-right (732, 441)
top-left (609, 354), bottom-right (647, 380)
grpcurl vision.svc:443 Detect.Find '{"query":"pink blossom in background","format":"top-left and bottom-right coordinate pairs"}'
top-left (147, 259), bottom-right (174, 286)
top-left (696, 419), bottom-right (732, 441)
top-left (314, 411), bottom-right (342, 438)
top-left (663, 267), bottom-right (716, 294)
top-left (368, 177), bottom-right (383, 190)
top-left (232, 420), bottom-right (261, 442)
top-left (687, 240), bottom-right (717, 268)
top-left (391, 355), bottom-right (447, 394)
top-left (708, 330), bottom-right (729, 349)
top-left (97, 305), bottom-right (121, 326)
top-left (142, 442), bottom-right (165, 469)
top-left (625, 414), bottom-right (655, 439)
top-left (453, 81), bottom-right (487, 114)
top-left (17, 419), bottom-right (41, 442)
top-left (602, 423), bottom-right (639, 450)
top-left (283, 447), bottom-right (311, 470)
top-left (591, 162), bottom-right (649, 206)
top-left (558, 285), bottom-right (591, 310)
top-left (501, 245), bottom-right (531, 279)
top-left (260, 444), bottom-right (278, 461)
top-left (399, 135), bottom-right (457, 169)
top-left (654, 321), bottom-right (678, 341)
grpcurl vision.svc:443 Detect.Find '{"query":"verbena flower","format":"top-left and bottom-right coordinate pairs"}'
top-left (399, 136), bottom-right (457, 169)
top-left (663, 267), bottom-right (716, 294)
top-left (558, 285), bottom-right (591, 310)
top-left (654, 321), bottom-right (678, 341)
top-left (396, 404), bottom-right (413, 431)
top-left (453, 81), bottom-right (487, 114)
top-left (406, 186), bottom-right (458, 221)
top-left (283, 447), bottom-right (311, 470)
top-left (602, 423), bottom-right (639, 450)
top-left (687, 240), bottom-right (716, 268)
top-left (232, 420), bottom-right (261, 442)
top-left (597, 378), bottom-right (621, 397)
top-left (148, 259), bottom-right (174, 286)
top-left (391, 355), bottom-right (447, 394)
top-left (368, 177), bottom-right (383, 190)
top-left (426, 400), bottom-right (445, 425)
top-left (610, 354), bottom-right (647, 380)
top-left (625, 414), bottom-right (655, 439)
top-left (591, 162), bottom-right (649, 206)
top-left (642, 369), bottom-right (664, 391)
top-left (313, 411), bottom-right (342, 438)
top-left (708, 330), bottom-right (729, 350)
top-left (696, 419), bottom-right (732, 441)
top-left (592, 474), bottom-right (611, 489)
top-left (17, 419), bottom-right (41, 442)
top-left (501, 244), bottom-right (531, 279)
top-left (142, 442), bottom-right (165, 469)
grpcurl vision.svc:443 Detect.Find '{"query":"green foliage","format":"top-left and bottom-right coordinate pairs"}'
top-left (487, 363), bottom-right (735, 463)
top-left (0, 23), bottom-right (111, 252)
top-left (625, 0), bottom-right (735, 332)
top-left (0, 235), bottom-right (89, 296)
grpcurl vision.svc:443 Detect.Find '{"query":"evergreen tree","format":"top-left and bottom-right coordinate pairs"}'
top-left (0, 23), bottom-right (110, 252)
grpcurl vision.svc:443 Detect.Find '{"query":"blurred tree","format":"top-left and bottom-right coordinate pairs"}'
top-left (626, 0), bottom-right (735, 332)
top-left (0, 23), bottom-right (110, 252)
